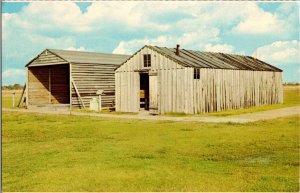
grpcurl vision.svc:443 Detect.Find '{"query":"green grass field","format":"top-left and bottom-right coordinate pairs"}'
top-left (2, 90), bottom-right (22, 109)
top-left (2, 111), bottom-right (299, 191)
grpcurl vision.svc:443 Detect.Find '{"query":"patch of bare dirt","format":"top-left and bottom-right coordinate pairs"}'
top-left (3, 105), bottom-right (300, 123)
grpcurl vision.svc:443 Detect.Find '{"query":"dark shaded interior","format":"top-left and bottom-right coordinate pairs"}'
top-left (140, 73), bottom-right (149, 110)
top-left (28, 64), bottom-right (70, 105)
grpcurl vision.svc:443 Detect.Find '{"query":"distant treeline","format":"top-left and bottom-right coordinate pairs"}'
top-left (2, 84), bottom-right (24, 90)
top-left (283, 82), bottom-right (300, 86)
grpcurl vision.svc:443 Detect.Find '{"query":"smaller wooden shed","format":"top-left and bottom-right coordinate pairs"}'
top-left (25, 49), bottom-right (130, 110)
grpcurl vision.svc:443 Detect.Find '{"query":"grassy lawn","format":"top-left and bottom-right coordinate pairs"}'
top-left (2, 89), bottom-right (23, 108)
top-left (2, 111), bottom-right (299, 191)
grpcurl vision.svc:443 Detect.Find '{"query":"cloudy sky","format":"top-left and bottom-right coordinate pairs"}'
top-left (2, 1), bottom-right (299, 85)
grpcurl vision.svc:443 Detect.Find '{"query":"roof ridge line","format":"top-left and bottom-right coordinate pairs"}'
top-left (48, 48), bottom-right (130, 56)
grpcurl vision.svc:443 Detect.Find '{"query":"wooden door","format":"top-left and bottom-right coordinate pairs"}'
top-left (149, 72), bottom-right (158, 114)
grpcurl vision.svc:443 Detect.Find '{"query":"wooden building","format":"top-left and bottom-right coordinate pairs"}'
top-left (25, 49), bottom-right (129, 110)
top-left (115, 45), bottom-right (283, 114)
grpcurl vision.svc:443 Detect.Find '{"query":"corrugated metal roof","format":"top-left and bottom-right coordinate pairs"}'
top-left (48, 49), bottom-right (130, 65)
top-left (148, 46), bottom-right (282, 72)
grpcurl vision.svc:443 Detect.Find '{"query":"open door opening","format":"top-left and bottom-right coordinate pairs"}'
top-left (27, 64), bottom-right (70, 108)
top-left (140, 73), bottom-right (149, 110)
top-left (149, 72), bottom-right (158, 114)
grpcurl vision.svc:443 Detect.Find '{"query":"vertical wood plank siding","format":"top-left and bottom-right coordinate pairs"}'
top-left (71, 63), bottom-right (118, 109)
top-left (192, 69), bottom-right (283, 114)
top-left (115, 47), bottom-right (283, 114)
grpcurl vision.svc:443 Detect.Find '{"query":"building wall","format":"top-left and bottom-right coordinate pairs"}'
top-left (27, 64), bottom-right (70, 105)
top-left (115, 46), bottom-right (283, 114)
top-left (192, 69), bottom-right (283, 113)
top-left (71, 62), bottom-right (118, 109)
top-left (115, 46), bottom-right (192, 113)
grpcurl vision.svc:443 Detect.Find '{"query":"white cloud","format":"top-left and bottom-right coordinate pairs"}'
top-left (254, 40), bottom-right (300, 64)
top-left (4, 2), bottom-right (295, 38)
top-left (233, 5), bottom-right (285, 35)
top-left (12, 1), bottom-right (176, 33)
top-left (2, 68), bottom-right (26, 85)
top-left (2, 25), bottom-right (77, 63)
top-left (2, 7), bottom-right (82, 70)
top-left (204, 43), bottom-right (235, 53)
top-left (109, 2), bottom-right (297, 54)
top-left (20, 2), bottom-right (92, 32)
top-left (65, 46), bottom-right (86, 51)
top-left (113, 27), bottom-right (221, 54)
top-left (3, 69), bottom-right (25, 78)
top-left (113, 36), bottom-right (172, 54)
top-left (2, 1), bottom-right (299, 84)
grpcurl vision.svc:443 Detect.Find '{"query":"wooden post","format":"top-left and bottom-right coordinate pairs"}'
top-left (72, 79), bottom-right (85, 109)
top-left (98, 95), bottom-right (102, 112)
top-left (11, 90), bottom-right (15, 108)
top-left (18, 83), bottom-right (27, 107)
top-left (69, 63), bottom-right (72, 110)
top-left (26, 68), bottom-right (29, 107)
top-left (49, 68), bottom-right (51, 104)
top-left (96, 89), bottom-right (104, 112)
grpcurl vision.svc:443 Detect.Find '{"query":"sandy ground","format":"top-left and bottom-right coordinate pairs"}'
top-left (3, 105), bottom-right (299, 123)
top-left (231, 106), bottom-right (300, 121)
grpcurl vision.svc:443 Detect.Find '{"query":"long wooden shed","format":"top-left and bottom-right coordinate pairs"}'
top-left (115, 45), bottom-right (283, 114)
top-left (25, 49), bottom-right (130, 110)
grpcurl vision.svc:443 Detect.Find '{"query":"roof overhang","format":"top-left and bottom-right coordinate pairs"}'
top-left (27, 62), bottom-right (69, 68)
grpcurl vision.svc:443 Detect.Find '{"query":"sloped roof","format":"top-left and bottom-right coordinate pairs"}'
top-left (26, 49), bottom-right (130, 67)
top-left (48, 49), bottom-right (130, 65)
top-left (146, 46), bottom-right (281, 72)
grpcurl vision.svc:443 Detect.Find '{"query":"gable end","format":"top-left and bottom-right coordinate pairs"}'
top-left (26, 49), bottom-right (68, 67)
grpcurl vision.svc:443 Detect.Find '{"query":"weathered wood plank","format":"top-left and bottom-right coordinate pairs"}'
top-left (72, 78), bottom-right (85, 109)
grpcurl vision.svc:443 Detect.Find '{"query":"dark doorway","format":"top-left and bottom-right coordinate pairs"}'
top-left (28, 64), bottom-right (70, 105)
top-left (50, 65), bottom-right (70, 104)
top-left (140, 73), bottom-right (149, 110)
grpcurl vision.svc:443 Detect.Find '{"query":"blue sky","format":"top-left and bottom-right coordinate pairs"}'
top-left (2, 1), bottom-right (299, 85)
